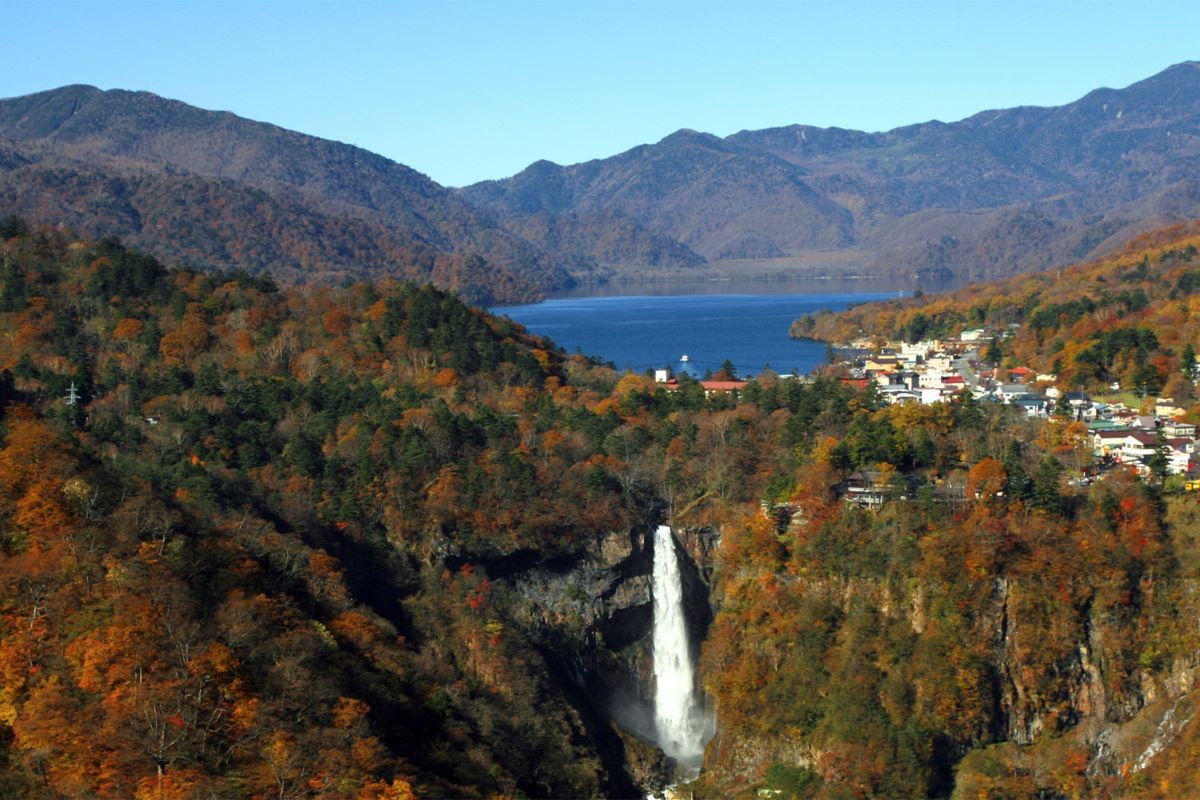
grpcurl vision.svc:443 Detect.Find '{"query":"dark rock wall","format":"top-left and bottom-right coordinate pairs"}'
top-left (492, 523), bottom-right (720, 795)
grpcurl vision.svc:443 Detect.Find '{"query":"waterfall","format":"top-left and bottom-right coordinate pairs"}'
top-left (1134, 696), bottom-right (1193, 772)
top-left (652, 524), bottom-right (710, 772)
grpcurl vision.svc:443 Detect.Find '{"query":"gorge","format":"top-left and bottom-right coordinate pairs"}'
top-left (6, 175), bottom-right (1200, 798)
top-left (12, 9), bottom-right (1200, 796)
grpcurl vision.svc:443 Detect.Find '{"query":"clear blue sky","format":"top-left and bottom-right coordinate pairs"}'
top-left (4, 0), bottom-right (1199, 187)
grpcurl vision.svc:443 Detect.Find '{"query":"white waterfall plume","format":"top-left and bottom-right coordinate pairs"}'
top-left (651, 524), bottom-right (710, 772)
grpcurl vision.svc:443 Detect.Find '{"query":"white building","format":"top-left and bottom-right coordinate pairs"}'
top-left (918, 370), bottom-right (945, 389)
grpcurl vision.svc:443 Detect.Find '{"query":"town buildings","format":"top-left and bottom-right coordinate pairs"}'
top-left (831, 331), bottom-right (1200, 480)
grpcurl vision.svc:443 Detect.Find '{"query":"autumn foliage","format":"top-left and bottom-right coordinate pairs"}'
top-left (797, 222), bottom-right (1200, 402)
top-left (2, 221), bottom-right (1200, 799)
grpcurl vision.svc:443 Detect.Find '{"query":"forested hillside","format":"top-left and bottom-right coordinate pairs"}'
top-left (795, 221), bottom-right (1200, 402)
top-left (0, 221), bottom-right (646, 797)
top-left (2, 218), bottom-right (1200, 798)
top-left (0, 141), bottom-right (548, 304)
top-left (0, 86), bottom-right (574, 303)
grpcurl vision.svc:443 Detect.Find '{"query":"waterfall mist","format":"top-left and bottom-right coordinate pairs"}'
top-left (651, 524), bottom-right (712, 773)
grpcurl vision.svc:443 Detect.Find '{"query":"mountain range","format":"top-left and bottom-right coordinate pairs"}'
top-left (3, 62), bottom-right (1200, 299)
top-left (0, 85), bottom-right (572, 303)
top-left (465, 60), bottom-right (1200, 283)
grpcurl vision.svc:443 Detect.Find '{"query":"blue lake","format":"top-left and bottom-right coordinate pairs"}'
top-left (490, 289), bottom-right (899, 377)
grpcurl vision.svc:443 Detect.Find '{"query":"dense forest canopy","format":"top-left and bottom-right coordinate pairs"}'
top-left (0, 218), bottom-right (1199, 798)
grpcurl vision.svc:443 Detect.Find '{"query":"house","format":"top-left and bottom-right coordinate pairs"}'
top-left (1013, 396), bottom-right (1051, 417)
top-left (1170, 437), bottom-right (1197, 453)
top-left (1094, 429), bottom-right (1132, 456)
top-left (899, 341), bottom-right (939, 358)
top-left (1110, 408), bottom-right (1140, 426)
top-left (1156, 397), bottom-right (1181, 418)
top-left (1110, 409), bottom-right (1156, 429)
top-left (918, 370), bottom-right (944, 389)
top-left (1127, 460), bottom-right (1154, 477)
top-left (1163, 421), bottom-right (1197, 438)
top-left (881, 386), bottom-right (920, 404)
top-left (662, 378), bottom-right (747, 396)
top-left (926, 354), bottom-right (954, 372)
top-left (1161, 452), bottom-right (1187, 475)
top-left (942, 375), bottom-right (966, 392)
top-left (864, 356), bottom-right (900, 373)
top-left (842, 471), bottom-right (895, 510)
top-left (919, 387), bottom-right (945, 405)
top-left (933, 480), bottom-right (968, 507)
top-left (1007, 366), bottom-right (1035, 383)
top-left (997, 383), bottom-right (1032, 403)
top-left (1117, 431), bottom-right (1160, 464)
top-left (699, 380), bottom-right (748, 398)
top-left (960, 329), bottom-right (987, 342)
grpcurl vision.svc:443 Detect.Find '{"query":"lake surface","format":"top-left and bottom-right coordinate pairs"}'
top-left (490, 286), bottom-right (900, 377)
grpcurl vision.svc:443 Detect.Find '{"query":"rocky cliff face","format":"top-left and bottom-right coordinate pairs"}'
top-left (494, 523), bottom-right (721, 794)
top-left (700, 570), bottom-right (1200, 796)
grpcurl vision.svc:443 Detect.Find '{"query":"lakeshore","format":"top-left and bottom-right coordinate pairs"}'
top-left (490, 288), bottom-right (899, 377)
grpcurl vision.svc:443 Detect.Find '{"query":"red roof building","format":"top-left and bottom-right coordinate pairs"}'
top-left (1008, 366), bottom-right (1035, 382)
top-left (700, 380), bottom-right (748, 396)
top-left (661, 379), bottom-right (749, 397)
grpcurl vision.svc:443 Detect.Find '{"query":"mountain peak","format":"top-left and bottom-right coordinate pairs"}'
top-left (1117, 59), bottom-right (1200, 96)
top-left (1063, 60), bottom-right (1200, 123)
top-left (0, 84), bottom-right (104, 138)
top-left (5, 83), bottom-right (102, 101)
top-left (526, 158), bottom-right (564, 173)
top-left (0, 85), bottom-right (571, 302)
top-left (1157, 59), bottom-right (1200, 75)
top-left (465, 60), bottom-right (1200, 283)
top-left (659, 128), bottom-right (721, 145)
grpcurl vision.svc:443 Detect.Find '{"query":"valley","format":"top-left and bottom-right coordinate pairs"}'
top-left (5, 55), bottom-right (1200, 800)
top-left (1, 220), bottom-right (1200, 798)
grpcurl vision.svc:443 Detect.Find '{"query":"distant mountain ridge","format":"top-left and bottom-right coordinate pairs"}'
top-left (465, 61), bottom-right (1200, 282)
top-left (0, 84), bottom-right (576, 303)
top-left (3, 63), bottom-right (1200, 296)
